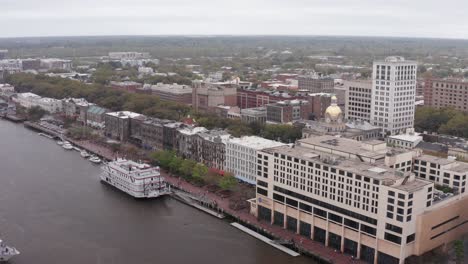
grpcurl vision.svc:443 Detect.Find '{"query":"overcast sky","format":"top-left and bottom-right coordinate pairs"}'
top-left (1, 0), bottom-right (468, 39)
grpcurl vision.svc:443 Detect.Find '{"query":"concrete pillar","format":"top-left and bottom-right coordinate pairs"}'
top-left (271, 201), bottom-right (275, 225)
top-left (356, 232), bottom-right (361, 260)
top-left (296, 207), bottom-right (300, 234)
top-left (340, 224), bottom-right (345, 253)
top-left (325, 220), bottom-right (330, 246)
top-left (374, 238), bottom-right (378, 264)
top-left (311, 215), bottom-right (315, 240)
top-left (283, 205), bottom-right (287, 229)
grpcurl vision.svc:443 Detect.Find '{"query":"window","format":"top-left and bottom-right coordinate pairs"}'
top-left (385, 232), bottom-right (402, 245)
top-left (385, 223), bottom-right (402, 234)
top-left (407, 234), bottom-right (415, 243)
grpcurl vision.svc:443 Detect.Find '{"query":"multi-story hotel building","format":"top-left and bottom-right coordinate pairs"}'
top-left (344, 80), bottom-right (372, 122)
top-left (225, 136), bottom-right (285, 184)
top-left (423, 78), bottom-right (468, 112)
top-left (249, 135), bottom-right (468, 264)
top-left (370, 57), bottom-right (417, 136)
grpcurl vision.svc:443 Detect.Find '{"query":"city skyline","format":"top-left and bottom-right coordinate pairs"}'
top-left (1, 0), bottom-right (468, 39)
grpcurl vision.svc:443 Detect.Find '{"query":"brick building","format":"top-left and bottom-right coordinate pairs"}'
top-left (138, 83), bottom-right (193, 105)
top-left (424, 78), bottom-right (468, 112)
top-left (192, 81), bottom-right (238, 111)
top-left (237, 89), bottom-right (305, 109)
top-left (266, 100), bottom-right (310, 124)
top-left (110, 81), bottom-right (143, 93)
top-left (298, 76), bottom-right (334, 93)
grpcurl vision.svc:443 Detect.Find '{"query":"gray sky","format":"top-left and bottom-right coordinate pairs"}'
top-left (2, 0), bottom-right (468, 38)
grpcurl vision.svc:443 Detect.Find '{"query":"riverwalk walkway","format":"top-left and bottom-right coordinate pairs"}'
top-left (231, 222), bottom-right (300, 257)
top-left (163, 172), bottom-right (365, 264)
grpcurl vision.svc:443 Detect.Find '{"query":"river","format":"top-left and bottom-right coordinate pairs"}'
top-left (0, 120), bottom-right (315, 264)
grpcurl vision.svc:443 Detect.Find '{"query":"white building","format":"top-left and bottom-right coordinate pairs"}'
top-left (387, 129), bottom-right (423, 149)
top-left (370, 56), bottom-right (417, 136)
top-left (249, 135), bottom-right (468, 264)
top-left (225, 136), bottom-right (285, 185)
top-left (109, 52), bottom-right (150, 60)
top-left (14, 92), bottom-right (63, 113)
top-left (344, 80), bottom-right (372, 122)
top-left (413, 155), bottom-right (468, 192)
top-left (138, 67), bottom-right (154, 75)
top-left (40, 58), bottom-right (73, 71)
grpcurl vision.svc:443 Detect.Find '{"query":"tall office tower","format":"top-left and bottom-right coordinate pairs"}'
top-left (370, 57), bottom-right (417, 136)
top-left (344, 80), bottom-right (372, 122)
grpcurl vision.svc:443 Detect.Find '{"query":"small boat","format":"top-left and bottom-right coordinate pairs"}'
top-left (80, 150), bottom-right (90, 158)
top-left (89, 155), bottom-right (102, 164)
top-left (56, 141), bottom-right (64, 145)
top-left (62, 143), bottom-right (73, 150)
top-left (0, 239), bottom-right (20, 262)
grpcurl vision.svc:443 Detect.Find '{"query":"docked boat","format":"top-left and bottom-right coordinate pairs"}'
top-left (56, 140), bottom-right (64, 145)
top-left (62, 143), bottom-right (73, 150)
top-left (0, 239), bottom-right (20, 262)
top-left (89, 155), bottom-right (101, 164)
top-left (100, 158), bottom-right (171, 198)
top-left (80, 150), bottom-right (90, 158)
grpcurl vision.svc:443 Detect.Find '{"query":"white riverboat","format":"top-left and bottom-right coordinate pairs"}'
top-left (0, 239), bottom-right (20, 262)
top-left (100, 158), bottom-right (171, 198)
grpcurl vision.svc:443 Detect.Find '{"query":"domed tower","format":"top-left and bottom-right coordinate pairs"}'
top-left (324, 96), bottom-right (343, 124)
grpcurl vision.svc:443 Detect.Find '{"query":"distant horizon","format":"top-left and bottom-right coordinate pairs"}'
top-left (1, 34), bottom-right (468, 41)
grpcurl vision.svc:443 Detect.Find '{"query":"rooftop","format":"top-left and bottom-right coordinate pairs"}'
top-left (389, 132), bottom-right (422, 143)
top-left (178, 126), bottom-right (208, 136)
top-left (148, 83), bottom-right (192, 94)
top-left (263, 144), bottom-right (431, 192)
top-left (106, 111), bottom-right (142, 119)
top-left (298, 135), bottom-right (388, 160)
top-left (228, 136), bottom-right (286, 150)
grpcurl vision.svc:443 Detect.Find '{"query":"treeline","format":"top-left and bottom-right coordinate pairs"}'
top-left (150, 150), bottom-right (237, 190)
top-left (6, 73), bottom-right (191, 120)
top-left (415, 107), bottom-right (468, 138)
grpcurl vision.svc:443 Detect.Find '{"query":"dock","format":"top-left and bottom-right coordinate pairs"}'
top-left (171, 189), bottom-right (225, 219)
top-left (230, 222), bottom-right (300, 257)
top-left (4, 114), bottom-right (26, 123)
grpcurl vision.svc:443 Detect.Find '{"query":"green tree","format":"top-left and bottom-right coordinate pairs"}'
top-left (192, 163), bottom-right (208, 183)
top-left (168, 156), bottom-right (183, 173)
top-left (179, 159), bottom-right (197, 179)
top-left (27, 106), bottom-right (47, 121)
top-left (218, 174), bottom-right (238, 191)
top-left (150, 150), bottom-right (176, 169)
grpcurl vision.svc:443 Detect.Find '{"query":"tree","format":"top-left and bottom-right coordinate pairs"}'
top-left (218, 174), bottom-right (238, 191)
top-left (179, 159), bottom-right (197, 179)
top-left (150, 150), bottom-right (176, 169)
top-left (168, 156), bottom-right (183, 174)
top-left (192, 163), bottom-right (208, 183)
top-left (27, 106), bottom-right (47, 121)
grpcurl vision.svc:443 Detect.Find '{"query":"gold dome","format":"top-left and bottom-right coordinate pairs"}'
top-left (325, 105), bottom-right (342, 120)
